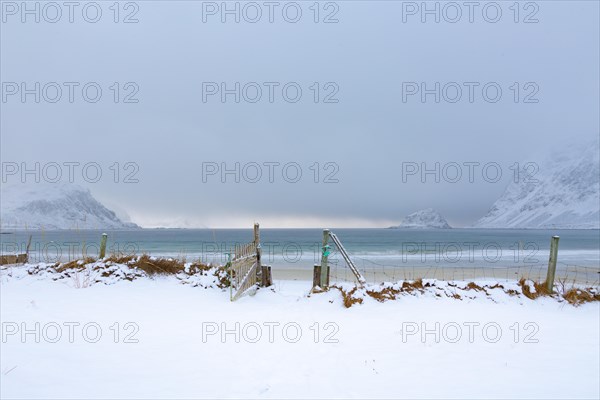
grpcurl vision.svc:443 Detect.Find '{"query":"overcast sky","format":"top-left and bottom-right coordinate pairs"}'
top-left (1, 1), bottom-right (599, 228)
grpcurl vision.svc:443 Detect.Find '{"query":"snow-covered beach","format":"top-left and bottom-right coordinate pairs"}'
top-left (2, 0), bottom-right (599, 398)
top-left (1, 227), bottom-right (598, 400)
top-left (1, 260), bottom-right (599, 399)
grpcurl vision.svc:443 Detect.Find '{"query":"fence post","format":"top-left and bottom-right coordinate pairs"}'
top-left (545, 236), bottom-right (559, 293)
top-left (24, 234), bottom-right (32, 263)
top-left (99, 233), bottom-right (108, 259)
top-left (313, 264), bottom-right (321, 288)
top-left (265, 266), bottom-right (272, 286)
top-left (320, 229), bottom-right (330, 289)
top-left (254, 223), bottom-right (264, 285)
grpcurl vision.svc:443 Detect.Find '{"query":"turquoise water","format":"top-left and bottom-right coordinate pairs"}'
top-left (1, 228), bottom-right (598, 270)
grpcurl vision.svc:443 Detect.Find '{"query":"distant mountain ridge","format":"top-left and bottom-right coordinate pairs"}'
top-left (474, 139), bottom-right (600, 229)
top-left (390, 208), bottom-right (451, 229)
top-left (0, 183), bottom-right (139, 230)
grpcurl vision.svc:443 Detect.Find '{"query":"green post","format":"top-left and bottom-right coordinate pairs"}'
top-left (545, 236), bottom-right (559, 293)
top-left (320, 229), bottom-right (330, 289)
top-left (99, 233), bottom-right (108, 259)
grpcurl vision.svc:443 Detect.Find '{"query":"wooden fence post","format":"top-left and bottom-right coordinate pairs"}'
top-left (24, 234), bottom-right (32, 263)
top-left (320, 229), bottom-right (330, 289)
top-left (99, 233), bottom-right (108, 259)
top-left (313, 264), bottom-right (321, 288)
top-left (225, 252), bottom-right (234, 301)
top-left (261, 265), bottom-right (273, 287)
top-left (254, 223), bottom-right (264, 285)
top-left (545, 236), bottom-right (559, 293)
top-left (264, 265), bottom-right (272, 286)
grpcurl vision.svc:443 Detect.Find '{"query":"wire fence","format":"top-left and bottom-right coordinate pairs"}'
top-left (2, 230), bottom-right (599, 288)
top-left (327, 255), bottom-right (600, 288)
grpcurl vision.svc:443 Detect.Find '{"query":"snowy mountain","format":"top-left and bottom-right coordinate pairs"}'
top-left (475, 140), bottom-right (600, 229)
top-left (0, 183), bottom-right (139, 230)
top-left (390, 208), bottom-right (452, 229)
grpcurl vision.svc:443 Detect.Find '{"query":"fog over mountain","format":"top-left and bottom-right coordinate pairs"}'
top-left (475, 139), bottom-right (600, 229)
top-left (0, 183), bottom-right (139, 230)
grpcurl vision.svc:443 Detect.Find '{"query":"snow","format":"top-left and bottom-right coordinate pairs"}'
top-left (1, 266), bottom-right (598, 399)
top-left (475, 139), bottom-right (600, 229)
top-left (0, 183), bottom-right (139, 230)
top-left (390, 208), bottom-right (452, 229)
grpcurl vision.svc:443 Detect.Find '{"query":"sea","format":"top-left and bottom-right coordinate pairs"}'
top-left (1, 228), bottom-right (598, 273)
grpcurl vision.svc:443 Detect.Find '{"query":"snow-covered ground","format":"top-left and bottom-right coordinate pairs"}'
top-left (1, 269), bottom-right (598, 399)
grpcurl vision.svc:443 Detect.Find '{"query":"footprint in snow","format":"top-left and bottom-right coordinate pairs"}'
top-left (259, 385), bottom-right (270, 394)
top-left (364, 359), bottom-right (379, 375)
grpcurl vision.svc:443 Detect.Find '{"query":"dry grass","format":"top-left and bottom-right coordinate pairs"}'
top-left (55, 260), bottom-right (80, 272)
top-left (563, 288), bottom-right (600, 305)
top-left (55, 259), bottom-right (94, 273)
top-left (130, 255), bottom-right (185, 275)
top-left (53, 254), bottom-right (221, 280)
top-left (466, 282), bottom-right (486, 292)
top-left (105, 254), bottom-right (136, 264)
top-left (366, 287), bottom-right (402, 302)
top-left (214, 266), bottom-right (232, 288)
top-left (402, 278), bottom-right (424, 292)
top-left (23, 255), bottom-right (231, 289)
top-left (331, 286), bottom-right (364, 308)
top-left (105, 254), bottom-right (214, 277)
top-left (518, 278), bottom-right (552, 300)
top-left (327, 276), bottom-right (599, 308)
top-left (332, 279), bottom-right (428, 307)
top-left (365, 279), bottom-right (426, 302)
top-left (513, 278), bottom-right (599, 305)
top-left (187, 262), bottom-right (213, 275)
